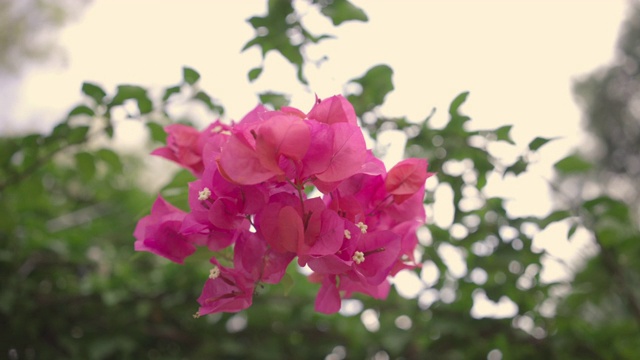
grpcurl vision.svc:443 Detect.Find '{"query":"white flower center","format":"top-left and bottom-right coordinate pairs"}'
top-left (356, 221), bottom-right (368, 234)
top-left (344, 229), bottom-right (351, 239)
top-left (209, 266), bottom-right (220, 279)
top-left (198, 187), bottom-right (212, 201)
top-left (352, 251), bottom-right (365, 264)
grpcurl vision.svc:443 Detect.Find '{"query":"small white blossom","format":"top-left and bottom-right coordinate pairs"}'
top-left (209, 266), bottom-right (220, 279)
top-left (344, 229), bottom-right (352, 239)
top-left (356, 221), bottom-right (368, 234)
top-left (198, 187), bottom-right (212, 201)
top-left (352, 251), bottom-right (365, 264)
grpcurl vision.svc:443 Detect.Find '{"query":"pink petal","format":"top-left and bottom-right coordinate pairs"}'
top-left (307, 95), bottom-right (357, 125)
top-left (134, 221), bottom-right (196, 264)
top-left (234, 231), bottom-right (295, 284)
top-left (339, 276), bottom-right (391, 299)
top-left (255, 114), bottom-right (310, 173)
top-left (197, 260), bottom-right (254, 314)
top-left (257, 199), bottom-right (303, 254)
top-left (307, 254), bottom-right (352, 275)
top-left (217, 132), bottom-right (277, 185)
top-left (315, 123), bottom-right (367, 183)
top-left (238, 104), bottom-right (268, 126)
top-left (385, 158), bottom-right (431, 203)
top-left (208, 198), bottom-right (243, 230)
top-left (301, 121), bottom-right (333, 178)
top-left (307, 208), bottom-right (345, 256)
top-left (354, 230), bottom-right (401, 285)
top-left (314, 276), bottom-right (342, 314)
top-left (278, 206), bottom-right (305, 253)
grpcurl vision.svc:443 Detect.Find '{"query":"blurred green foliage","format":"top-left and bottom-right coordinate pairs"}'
top-left (2, 1), bottom-right (640, 359)
top-left (0, 0), bottom-right (91, 75)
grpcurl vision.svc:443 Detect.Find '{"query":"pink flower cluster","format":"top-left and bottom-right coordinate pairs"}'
top-left (134, 95), bottom-right (433, 315)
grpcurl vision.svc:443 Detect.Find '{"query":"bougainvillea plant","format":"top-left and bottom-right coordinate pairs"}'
top-left (134, 95), bottom-right (433, 315)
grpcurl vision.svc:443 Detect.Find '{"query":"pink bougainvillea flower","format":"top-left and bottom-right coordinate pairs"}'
top-left (180, 180), bottom-right (247, 251)
top-left (388, 220), bottom-right (423, 275)
top-left (218, 111), bottom-right (312, 185)
top-left (380, 185), bottom-right (426, 227)
top-left (217, 128), bottom-right (276, 185)
top-left (314, 275), bottom-right (342, 314)
top-left (152, 121), bottom-right (231, 176)
top-left (307, 94), bottom-right (357, 125)
top-left (305, 220), bottom-right (360, 275)
top-left (298, 198), bottom-right (344, 258)
top-left (313, 122), bottom-right (367, 183)
top-left (385, 158), bottom-right (433, 204)
top-left (233, 230), bottom-right (294, 284)
top-left (197, 259), bottom-right (255, 315)
top-left (134, 196), bottom-right (196, 264)
top-left (255, 192), bottom-right (304, 254)
top-left (201, 158), bottom-right (269, 215)
top-left (237, 104), bottom-right (268, 126)
top-left (136, 93), bottom-right (434, 317)
top-left (255, 113), bottom-right (310, 176)
top-left (348, 229), bottom-right (402, 286)
top-left (300, 121), bottom-right (333, 179)
top-left (339, 274), bottom-right (391, 300)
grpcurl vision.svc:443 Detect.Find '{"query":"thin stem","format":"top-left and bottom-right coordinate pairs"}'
top-left (286, 178), bottom-right (306, 216)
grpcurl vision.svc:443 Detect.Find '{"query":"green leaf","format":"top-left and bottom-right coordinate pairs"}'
top-left (443, 92), bottom-right (471, 135)
top-left (105, 124), bottom-right (114, 138)
top-left (248, 67), bottom-right (263, 82)
top-left (110, 85), bottom-right (153, 115)
top-left (81, 82), bottom-right (107, 104)
top-left (583, 196), bottom-right (630, 223)
top-left (194, 91), bottom-right (224, 114)
top-left (554, 154), bottom-right (592, 174)
top-left (74, 152), bottom-right (96, 180)
top-left (161, 169), bottom-right (196, 210)
top-left (51, 123), bottom-right (71, 139)
top-left (449, 92), bottom-right (469, 116)
top-left (183, 66), bottom-right (200, 85)
top-left (494, 125), bottom-right (515, 145)
top-left (68, 126), bottom-right (90, 145)
top-left (346, 64), bottom-right (394, 115)
top-left (477, 172), bottom-right (488, 189)
top-left (68, 105), bottom-right (95, 118)
top-left (111, 85), bottom-right (148, 105)
top-left (427, 224), bottom-right (451, 243)
top-left (528, 136), bottom-right (557, 151)
top-left (318, 0), bottom-right (368, 25)
top-left (567, 223), bottom-right (578, 239)
top-left (146, 122), bottom-right (167, 144)
top-left (281, 273), bottom-right (294, 296)
top-left (503, 156), bottom-right (528, 177)
top-left (539, 210), bottom-right (572, 229)
top-left (259, 92), bottom-right (290, 109)
top-left (162, 85), bottom-right (181, 103)
top-left (96, 148), bottom-right (123, 173)
top-left (241, 0), bottom-right (327, 85)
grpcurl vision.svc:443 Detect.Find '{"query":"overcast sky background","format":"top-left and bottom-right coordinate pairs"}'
top-left (1, 0), bottom-right (632, 313)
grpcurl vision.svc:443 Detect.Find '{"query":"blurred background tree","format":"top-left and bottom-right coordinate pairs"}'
top-left (1, 1), bottom-right (639, 359)
top-left (0, 0), bottom-right (91, 76)
top-left (548, 2), bottom-right (640, 357)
